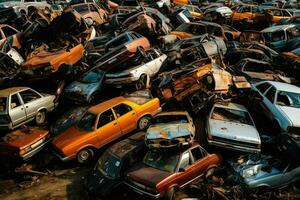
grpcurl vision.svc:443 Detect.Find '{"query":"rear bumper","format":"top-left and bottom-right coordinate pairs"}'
top-left (21, 139), bottom-right (51, 160)
top-left (124, 182), bottom-right (162, 199)
top-left (208, 139), bottom-right (260, 153)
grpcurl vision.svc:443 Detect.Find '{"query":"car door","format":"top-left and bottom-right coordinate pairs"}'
top-left (96, 108), bottom-right (121, 146)
top-left (113, 103), bottom-right (137, 134)
top-left (172, 151), bottom-right (194, 187)
top-left (19, 89), bottom-right (42, 120)
top-left (263, 86), bottom-right (279, 121)
top-left (9, 93), bottom-right (26, 126)
top-left (189, 146), bottom-right (209, 177)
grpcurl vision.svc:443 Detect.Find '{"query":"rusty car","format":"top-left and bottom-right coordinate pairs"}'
top-left (145, 111), bottom-right (195, 149)
top-left (124, 144), bottom-right (222, 200)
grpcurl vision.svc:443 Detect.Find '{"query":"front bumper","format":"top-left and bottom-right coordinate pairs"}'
top-left (124, 181), bottom-right (162, 199)
top-left (208, 139), bottom-right (260, 153)
top-left (21, 139), bottom-right (51, 160)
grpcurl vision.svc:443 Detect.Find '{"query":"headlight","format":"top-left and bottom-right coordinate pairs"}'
top-left (20, 146), bottom-right (32, 155)
top-left (242, 169), bottom-right (254, 178)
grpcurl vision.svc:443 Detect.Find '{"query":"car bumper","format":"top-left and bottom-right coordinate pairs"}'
top-left (124, 182), bottom-right (162, 199)
top-left (208, 139), bottom-right (260, 153)
top-left (21, 139), bottom-right (51, 160)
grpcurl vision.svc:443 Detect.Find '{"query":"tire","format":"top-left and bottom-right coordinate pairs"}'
top-left (35, 110), bottom-right (46, 125)
top-left (135, 74), bottom-right (147, 90)
top-left (138, 115), bottom-right (151, 131)
top-left (164, 187), bottom-right (175, 200)
top-left (77, 148), bottom-right (94, 164)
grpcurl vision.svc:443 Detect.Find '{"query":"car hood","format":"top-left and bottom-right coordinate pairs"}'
top-left (277, 106), bottom-right (300, 127)
top-left (52, 126), bottom-right (88, 150)
top-left (146, 123), bottom-right (193, 140)
top-left (65, 81), bottom-right (98, 97)
top-left (209, 119), bottom-right (260, 144)
top-left (126, 164), bottom-right (172, 188)
top-left (1, 128), bottom-right (48, 148)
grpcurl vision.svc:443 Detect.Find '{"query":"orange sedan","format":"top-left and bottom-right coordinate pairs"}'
top-left (52, 96), bottom-right (161, 163)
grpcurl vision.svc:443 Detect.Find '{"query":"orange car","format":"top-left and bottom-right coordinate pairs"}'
top-left (71, 3), bottom-right (108, 25)
top-left (52, 95), bottom-right (161, 163)
top-left (231, 5), bottom-right (261, 23)
top-left (265, 8), bottom-right (292, 24)
top-left (125, 144), bottom-right (222, 199)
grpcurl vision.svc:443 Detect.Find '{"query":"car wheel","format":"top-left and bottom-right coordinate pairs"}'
top-left (138, 115), bottom-right (151, 131)
top-left (164, 187), bottom-right (175, 200)
top-left (35, 110), bottom-right (46, 125)
top-left (77, 148), bottom-right (94, 163)
top-left (135, 74), bottom-right (148, 90)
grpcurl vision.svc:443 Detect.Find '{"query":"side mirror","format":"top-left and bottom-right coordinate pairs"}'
top-left (179, 168), bottom-right (185, 172)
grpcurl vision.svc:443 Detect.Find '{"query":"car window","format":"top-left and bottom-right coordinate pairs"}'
top-left (113, 103), bottom-right (132, 118)
top-left (190, 147), bottom-right (203, 162)
top-left (256, 82), bottom-right (271, 94)
top-left (77, 112), bottom-right (97, 131)
top-left (19, 89), bottom-right (41, 104)
top-left (282, 10), bottom-right (290, 17)
top-left (211, 106), bottom-right (253, 125)
top-left (252, 7), bottom-right (259, 13)
top-left (87, 0), bottom-right (94, 2)
top-left (178, 152), bottom-right (190, 169)
top-left (265, 86), bottom-right (276, 103)
top-left (90, 4), bottom-right (98, 12)
top-left (152, 114), bottom-right (188, 124)
top-left (276, 91), bottom-right (300, 108)
top-left (73, 5), bottom-right (89, 13)
top-left (243, 7), bottom-right (251, 12)
top-left (106, 34), bottom-right (130, 51)
top-left (271, 30), bottom-right (285, 42)
top-left (97, 109), bottom-right (115, 128)
top-left (243, 62), bottom-right (271, 72)
top-left (1, 26), bottom-right (17, 37)
top-left (10, 94), bottom-right (21, 109)
top-left (287, 27), bottom-right (300, 40)
top-left (207, 25), bottom-right (223, 37)
top-left (0, 97), bottom-right (6, 111)
top-left (272, 10), bottom-right (281, 16)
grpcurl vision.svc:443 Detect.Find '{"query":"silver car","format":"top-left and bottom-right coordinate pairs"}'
top-left (0, 87), bottom-right (56, 130)
top-left (207, 102), bottom-right (261, 153)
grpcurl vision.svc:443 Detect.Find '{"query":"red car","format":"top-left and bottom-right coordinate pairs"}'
top-left (124, 144), bottom-right (222, 199)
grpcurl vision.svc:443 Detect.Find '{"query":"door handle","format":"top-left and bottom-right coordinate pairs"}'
top-left (114, 122), bottom-right (117, 125)
top-left (25, 106), bottom-right (28, 108)
top-left (132, 112), bottom-right (136, 115)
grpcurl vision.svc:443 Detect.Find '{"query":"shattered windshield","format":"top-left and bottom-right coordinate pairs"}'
top-left (143, 151), bottom-right (179, 173)
top-left (276, 91), bottom-right (300, 108)
top-left (77, 112), bottom-right (97, 131)
top-left (0, 97), bottom-right (6, 112)
top-left (79, 68), bottom-right (104, 83)
top-left (97, 151), bottom-right (121, 178)
top-left (211, 107), bottom-right (253, 125)
top-left (152, 115), bottom-right (188, 124)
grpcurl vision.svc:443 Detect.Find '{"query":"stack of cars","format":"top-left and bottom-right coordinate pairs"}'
top-left (0, 0), bottom-right (300, 199)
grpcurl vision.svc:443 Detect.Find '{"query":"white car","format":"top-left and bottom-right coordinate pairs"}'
top-left (0, 0), bottom-right (50, 14)
top-left (105, 48), bottom-right (167, 89)
top-left (252, 81), bottom-right (300, 137)
top-left (207, 102), bottom-right (261, 153)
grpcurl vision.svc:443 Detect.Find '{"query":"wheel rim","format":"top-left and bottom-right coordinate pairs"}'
top-left (139, 117), bottom-right (149, 130)
top-left (79, 150), bottom-right (90, 162)
top-left (36, 112), bottom-right (45, 124)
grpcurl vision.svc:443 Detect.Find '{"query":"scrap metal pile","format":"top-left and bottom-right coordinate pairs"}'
top-left (0, 0), bottom-right (300, 199)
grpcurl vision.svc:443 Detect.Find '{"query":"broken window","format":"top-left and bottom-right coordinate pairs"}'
top-left (97, 151), bottom-right (121, 178)
top-left (243, 62), bottom-right (271, 72)
top-left (97, 109), bottom-right (115, 128)
top-left (276, 91), bottom-right (300, 108)
top-left (10, 94), bottom-right (20, 109)
top-left (77, 112), bottom-right (97, 131)
top-left (0, 97), bottom-right (6, 111)
top-left (211, 107), bottom-right (253, 125)
top-left (143, 151), bottom-right (179, 172)
top-left (152, 114), bottom-right (189, 124)
top-left (19, 90), bottom-right (41, 104)
top-left (256, 82), bottom-right (271, 94)
top-left (191, 147), bottom-right (203, 161)
top-left (265, 86), bottom-right (276, 103)
top-left (178, 152), bottom-right (190, 169)
top-left (113, 104), bottom-right (132, 118)
top-left (73, 4), bottom-right (89, 14)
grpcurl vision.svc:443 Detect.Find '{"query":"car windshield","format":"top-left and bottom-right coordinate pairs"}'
top-left (276, 91), bottom-right (300, 108)
top-left (263, 31), bottom-right (285, 42)
top-left (0, 97), bottom-right (6, 112)
top-left (211, 107), bottom-right (253, 125)
top-left (97, 151), bottom-right (121, 178)
top-left (152, 115), bottom-right (188, 124)
top-left (143, 151), bottom-right (179, 173)
top-left (79, 69), bottom-right (104, 83)
top-left (76, 112), bottom-right (97, 131)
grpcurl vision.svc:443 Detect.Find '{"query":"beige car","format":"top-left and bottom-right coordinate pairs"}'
top-left (72, 3), bottom-right (108, 25)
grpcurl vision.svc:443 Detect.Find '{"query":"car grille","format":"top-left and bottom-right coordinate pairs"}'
top-left (212, 136), bottom-right (259, 149)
